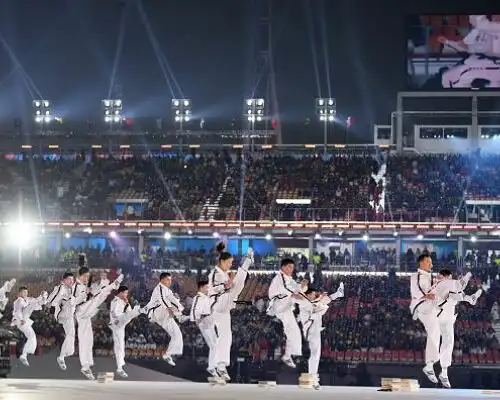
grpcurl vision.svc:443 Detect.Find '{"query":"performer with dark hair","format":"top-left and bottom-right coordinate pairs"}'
top-left (109, 285), bottom-right (142, 378)
top-left (206, 242), bottom-right (253, 381)
top-left (11, 286), bottom-right (48, 366)
top-left (190, 279), bottom-right (218, 377)
top-left (144, 272), bottom-right (185, 367)
top-left (47, 272), bottom-right (77, 371)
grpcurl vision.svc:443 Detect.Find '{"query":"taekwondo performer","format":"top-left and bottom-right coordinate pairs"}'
top-left (296, 283), bottom-right (344, 390)
top-left (207, 243), bottom-right (254, 381)
top-left (0, 279), bottom-right (16, 320)
top-left (267, 258), bottom-right (308, 368)
top-left (47, 272), bottom-right (78, 371)
top-left (409, 254), bottom-right (441, 383)
top-left (190, 279), bottom-right (218, 377)
top-left (434, 269), bottom-right (483, 388)
top-left (144, 272), bottom-right (185, 366)
top-left (109, 285), bottom-right (142, 378)
top-left (11, 286), bottom-right (48, 366)
top-left (74, 267), bottom-right (124, 379)
top-left (91, 270), bottom-right (110, 295)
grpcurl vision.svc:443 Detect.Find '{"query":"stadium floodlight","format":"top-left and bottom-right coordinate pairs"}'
top-left (315, 98), bottom-right (336, 153)
top-left (244, 98), bottom-right (265, 125)
top-left (33, 99), bottom-right (52, 124)
top-left (102, 99), bottom-right (123, 126)
top-left (171, 98), bottom-right (192, 124)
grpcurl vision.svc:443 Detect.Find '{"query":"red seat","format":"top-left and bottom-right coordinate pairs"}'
top-left (470, 354), bottom-right (478, 364)
top-left (415, 351), bottom-right (423, 363)
top-left (352, 350), bottom-right (360, 361)
top-left (368, 351), bottom-right (376, 362)
top-left (486, 350), bottom-right (494, 364)
top-left (462, 354), bottom-right (470, 364)
top-left (360, 350), bottom-right (367, 361)
top-left (376, 352), bottom-right (384, 362)
top-left (345, 350), bottom-right (353, 361)
top-left (478, 354), bottom-right (486, 364)
top-left (337, 351), bottom-right (345, 361)
top-left (453, 354), bottom-right (463, 365)
top-left (392, 350), bottom-right (399, 362)
top-left (384, 350), bottom-right (392, 362)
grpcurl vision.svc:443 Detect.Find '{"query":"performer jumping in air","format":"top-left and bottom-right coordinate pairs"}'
top-left (109, 285), bottom-right (142, 378)
top-left (145, 272), bottom-right (186, 367)
top-left (409, 254), bottom-right (441, 384)
top-left (207, 243), bottom-right (254, 381)
top-left (74, 267), bottom-right (124, 379)
top-left (190, 279), bottom-right (218, 377)
top-left (267, 258), bottom-right (308, 368)
top-left (11, 286), bottom-right (48, 366)
top-left (296, 283), bottom-right (344, 390)
top-left (434, 269), bottom-right (483, 388)
top-left (0, 279), bottom-right (16, 320)
top-left (47, 272), bottom-right (79, 371)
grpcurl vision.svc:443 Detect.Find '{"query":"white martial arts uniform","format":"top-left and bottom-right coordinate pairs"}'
top-left (47, 282), bottom-right (82, 361)
top-left (109, 297), bottom-right (141, 371)
top-left (145, 283), bottom-right (184, 357)
top-left (434, 275), bottom-right (472, 370)
top-left (297, 286), bottom-right (344, 378)
top-left (267, 272), bottom-right (306, 359)
top-left (0, 279), bottom-right (16, 320)
top-left (190, 291), bottom-right (217, 370)
top-left (207, 255), bottom-right (252, 369)
top-left (75, 278), bottom-right (120, 370)
top-left (410, 269), bottom-right (440, 365)
top-left (11, 293), bottom-right (48, 360)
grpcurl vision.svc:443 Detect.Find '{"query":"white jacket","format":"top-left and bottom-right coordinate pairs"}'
top-left (11, 294), bottom-right (47, 327)
top-left (409, 269), bottom-right (436, 319)
top-left (190, 292), bottom-right (214, 329)
top-left (267, 272), bottom-right (305, 315)
top-left (109, 296), bottom-right (139, 328)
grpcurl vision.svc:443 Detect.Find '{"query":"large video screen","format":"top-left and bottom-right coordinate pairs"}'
top-left (407, 15), bottom-right (500, 90)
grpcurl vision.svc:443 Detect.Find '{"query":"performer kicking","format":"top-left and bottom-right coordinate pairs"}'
top-left (47, 272), bottom-right (80, 371)
top-left (91, 270), bottom-right (110, 295)
top-left (297, 283), bottom-right (344, 390)
top-left (11, 286), bottom-right (48, 366)
top-left (74, 267), bottom-right (123, 379)
top-left (0, 279), bottom-right (16, 320)
top-left (207, 244), bottom-right (254, 381)
top-left (109, 285), bottom-right (142, 378)
top-left (190, 279), bottom-right (218, 377)
top-left (267, 258), bottom-right (308, 368)
top-left (145, 272), bottom-right (185, 366)
top-left (434, 269), bottom-right (483, 388)
top-left (409, 254), bottom-right (441, 384)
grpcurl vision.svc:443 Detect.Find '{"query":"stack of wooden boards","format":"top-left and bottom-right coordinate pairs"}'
top-left (380, 377), bottom-right (419, 392)
top-left (258, 381), bottom-right (277, 388)
top-left (97, 372), bottom-right (114, 384)
top-left (298, 373), bottom-right (316, 389)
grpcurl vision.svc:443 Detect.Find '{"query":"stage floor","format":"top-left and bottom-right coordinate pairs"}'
top-left (0, 380), bottom-right (498, 400)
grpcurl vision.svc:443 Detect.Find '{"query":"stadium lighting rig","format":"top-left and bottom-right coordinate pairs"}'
top-left (172, 98), bottom-right (192, 125)
top-left (33, 100), bottom-right (52, 124)
top-left (315, 98), bottom-right (336, 153)
top-left (102, 99), bottom-right (123, 126)
top-left (245, 98), bottom-right (265, 126)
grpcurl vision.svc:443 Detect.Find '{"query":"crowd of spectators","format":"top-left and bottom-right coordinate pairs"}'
top-left (1, 151), bottom-right (500, 222)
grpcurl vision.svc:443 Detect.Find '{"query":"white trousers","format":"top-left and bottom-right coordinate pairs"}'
top-left (277, 309), bottom-right (302, 358)
top-left (18, 323), bottom-right (37, 357)
top-left (58, 317), bottom-right (76, 359)
top-left (158, 318), bottom-right (183, 356)
top-left (304, 319), bottom-right (322, 375)
top-left (213, 311), bottom-right (232, 367)
top-left (111, 310), bottom-right (140, 370)
top-left (200, 326), bottom-right (218, 370)
top-left (211, 267), bottom-right (248, 314)
top-left (418, 311), bottom-right (440, 365)
top-left (439, 316), bottom-right (456, 369)
top-left (75, 285), bottom-right (114, 368)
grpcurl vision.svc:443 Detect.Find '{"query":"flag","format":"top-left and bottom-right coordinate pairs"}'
top-left (55, 117), bottom-right (63, 123)
top-left (347, 116), bottom-right (354, 128)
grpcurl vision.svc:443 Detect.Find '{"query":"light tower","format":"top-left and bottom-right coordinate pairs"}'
top-left (315, 98), bottom-right (336, 153)
top-left (245, 98), bottom-right (265, 130)
top-left (102, 99), bottom-right (123, 129)
top-left (171, 98), bottom-right (192, 133)
top-left (33, 100), bottom-right (52, 130)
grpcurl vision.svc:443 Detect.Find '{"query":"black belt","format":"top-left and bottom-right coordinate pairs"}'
top-left (412, 299), bottom-right (425, 317)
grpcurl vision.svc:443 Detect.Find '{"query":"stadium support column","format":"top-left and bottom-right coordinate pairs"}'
top-left (138, 234), bottom-right (144, 254)
top-left (395, 237), bottom-right (401, 270)
top-left (396, 93), bottom-right (403, 154)
top-left (308, 236), bottom-right (314, 259)
top-left (471, 95), bottom-right (479, 150)
top-left (457, 237), bottom-right (464, 262)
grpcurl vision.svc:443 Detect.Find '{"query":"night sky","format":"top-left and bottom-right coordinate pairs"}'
top-left (0, 0), bottom-right (496, 140)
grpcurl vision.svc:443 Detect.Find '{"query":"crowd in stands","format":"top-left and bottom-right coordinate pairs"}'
top-left (0, 151), bottom-right (499, 222)
top-left (1, 257), bottom-right (499, 366)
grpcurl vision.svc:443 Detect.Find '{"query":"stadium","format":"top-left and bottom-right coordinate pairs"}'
top-left (0, 2), bottom-right (500, 400)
